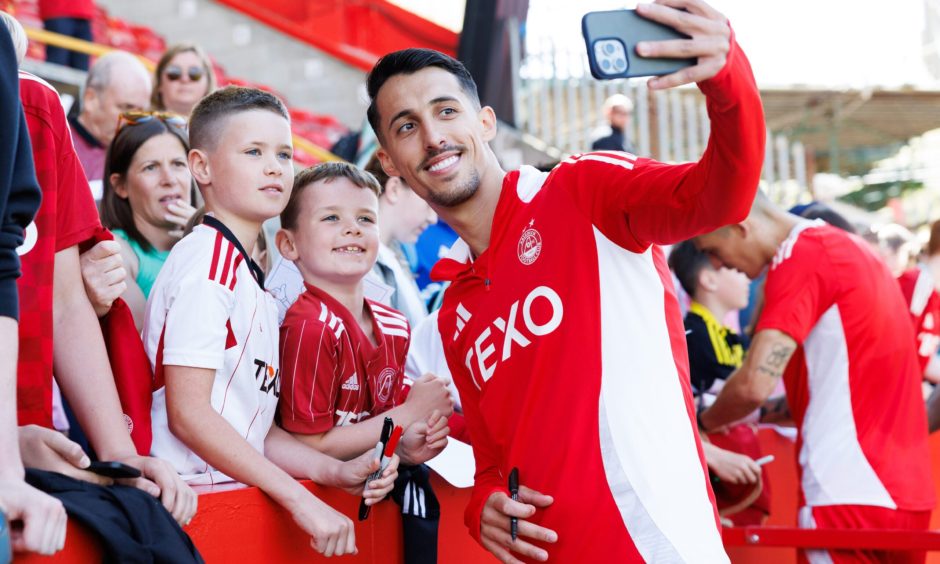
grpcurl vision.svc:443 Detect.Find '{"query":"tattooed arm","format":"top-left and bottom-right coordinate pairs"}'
top-left (699, 329), bottom-right (796, 432)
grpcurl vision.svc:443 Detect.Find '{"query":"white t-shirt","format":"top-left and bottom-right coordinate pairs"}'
top-left (144, 220), bottom-right (280, 485)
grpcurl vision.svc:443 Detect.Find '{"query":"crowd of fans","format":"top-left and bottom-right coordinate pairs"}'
top-left (2, 0), bottom-right (940, 562)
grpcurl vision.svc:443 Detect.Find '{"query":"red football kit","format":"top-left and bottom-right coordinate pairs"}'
top-left (756, 221), bottom-right (934, 563)
top-left (17, 71), bottom-right (100, 427)
top-left (897, 267), bottom-right (940, 374)
top-left (431, 35), bottom-right (764, 562)
top-left (279, 283), bottom-right (410, 434)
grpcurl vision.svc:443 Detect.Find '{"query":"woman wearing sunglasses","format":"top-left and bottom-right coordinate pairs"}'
top-left (98, 112), bottom-right (197, 327)
top-left (150, 43), bottom-right (216, 118)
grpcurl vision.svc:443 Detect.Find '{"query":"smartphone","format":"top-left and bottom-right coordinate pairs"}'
top-left (582, 9), bottom-right (696, 80)
top-left (87, 460), bottom-right (142, 479)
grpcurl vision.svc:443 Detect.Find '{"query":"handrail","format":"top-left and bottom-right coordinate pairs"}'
top-left (23, 26), bottom-right (155, 70)
top-left (723, 526), bottom-right (940, 551)
top-left (20, 25), bottom-right (343, 163)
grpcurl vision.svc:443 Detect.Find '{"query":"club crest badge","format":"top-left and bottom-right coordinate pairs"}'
top-left (517, 220), bottom-right (542, 265)
top-left (376, 367), bottom-right (396, 403)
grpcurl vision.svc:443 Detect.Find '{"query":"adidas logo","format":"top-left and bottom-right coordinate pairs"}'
top-left (341, 373), bottom-right (360, 391)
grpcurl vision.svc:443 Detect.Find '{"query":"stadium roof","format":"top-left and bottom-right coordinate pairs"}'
top-left (760, 87), bottom-right (940, 174)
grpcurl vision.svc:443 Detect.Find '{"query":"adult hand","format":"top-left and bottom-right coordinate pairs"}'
top-left (0, 479), bottom-right (67, 555)
top-left (288, 493), bottom-right (357, 557)
top-left (480, 486), bottom-right (557, 563)
top-left (79, 240), bottom-right (127, 317)
top-left (334, 449), bottom-right (399, 504)
top-left (17, 425), bottom-right (111, 486)
top-left (166, 199), bottom-right (198, 239)
top-left (398, 409), bottom-right (450, 465)
top-left (113, 455), bottom-right (197, 526)
top-left (707, 447), bottom-right (760, 485)
top-left (635, 0), bottom-right (731, 89)
top-left (404, 374), bottom-right (454, 424)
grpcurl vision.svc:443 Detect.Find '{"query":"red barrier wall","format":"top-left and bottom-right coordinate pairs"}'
top-left (16, 429), bottom-right (940, 563)
top-left (215, 0), bottom-right (459, 71)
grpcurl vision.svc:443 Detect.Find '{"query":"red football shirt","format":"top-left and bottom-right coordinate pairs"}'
top-left (897, 267), bottom-right (940, 373)
top-left (279, 283), bottom-right (410, 434)
top-left (756, 221), bottom-right (934, 512)
top-left (17, 71), bottom-right (100, 427)
top-left (432, 34), bottom-right (764, 562)
top-left (38, 0), bottom-right (96, 20)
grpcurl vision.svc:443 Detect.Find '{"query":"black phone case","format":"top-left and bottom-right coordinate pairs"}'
top-left (582, 9), bottom-right (696, 80)
top-left (87, 461), bottom-right (142, 479)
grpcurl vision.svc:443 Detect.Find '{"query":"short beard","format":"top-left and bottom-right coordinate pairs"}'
top-left (426, 168), bottom-right (480, 208)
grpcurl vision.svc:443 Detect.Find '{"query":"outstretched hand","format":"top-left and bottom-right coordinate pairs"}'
top-left (635, 0), bottom-right (731, 89)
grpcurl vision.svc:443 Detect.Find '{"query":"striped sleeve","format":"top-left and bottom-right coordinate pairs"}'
top-left (160, 237), bottom-right (237, 369)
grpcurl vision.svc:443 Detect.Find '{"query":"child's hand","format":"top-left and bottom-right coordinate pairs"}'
top-left (398, 410), bottom-right (450, 465)
top-left (290, 493), bottom-right (356, 557)
top-left (336, 449), bottom-right (399, 503)
top-left (404, 373), bottom-right (454, 422)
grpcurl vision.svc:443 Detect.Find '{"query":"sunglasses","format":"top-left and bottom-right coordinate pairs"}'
top-left (114, 111), bottom-right (187, 137)
top-left (164, 64), bottom-right (205, 82)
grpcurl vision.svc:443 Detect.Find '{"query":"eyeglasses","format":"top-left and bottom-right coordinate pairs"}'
top-left (164, 64), bottom-right (205, 82)
top-left (114, 111), bottom-right (187, 137)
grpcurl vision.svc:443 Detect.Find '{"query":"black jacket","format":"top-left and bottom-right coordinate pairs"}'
top-left (0, 27), bottom-right (42, 320)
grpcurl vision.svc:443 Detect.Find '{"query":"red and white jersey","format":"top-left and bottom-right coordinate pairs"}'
top-left (145, 218), bottom-right (280, 485)
top-left (17, 71), bottom-right (100, 427)
top-left (432, 35), bottom-right (764, 563)
top-left (279, 284), bottom-right (410, 434)
top-left (756, 221), bottom-right (934, 511)
top-left (897, 267), bottom-right (940, 373)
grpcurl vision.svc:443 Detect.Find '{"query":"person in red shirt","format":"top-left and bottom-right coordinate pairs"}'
top-left (38, 0), bottom-right (96, 71)
top-left (17, 69), bottom-right (197, 525)
top-left (366, 0), bottom-right (765, 561)
top-left (897, 219), bottom-right (940, 382)
top-left (696, 192), bottom-right (934, 564)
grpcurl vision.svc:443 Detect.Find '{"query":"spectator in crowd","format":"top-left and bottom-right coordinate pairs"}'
top-left (897, 219), bottom-right (940, 383)
top-left (151, 43), bottom-right (216, 118)
top-left (17, 43), bottom-right (197, 527)
top-left (38, 0), bottom-right (95, 70)
top-left (366, 0), bottom-right (765, 560)
top-left (276, 162), bottom-right (452, 564)
top-left (90, 111), bottom-right (196, 327)
top-left (696, 191), bottom-right (934, 563)
top-left (70, 51), bottom-right (152, 197)
top-left (145, 87), bottom-right (397, 556)
top-left (0, 20), bottom-right (63, 558)
top-left (364, 154), bottom-right (437, 326)
top-left (590, 93), bottom-right (636, 154)
top-left (668, 241), bottom-right (770, 525)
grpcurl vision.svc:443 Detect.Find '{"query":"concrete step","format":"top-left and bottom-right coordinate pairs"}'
top-left (93, 0), bottom-right (367, 127)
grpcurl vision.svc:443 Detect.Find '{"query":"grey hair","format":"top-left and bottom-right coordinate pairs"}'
top-left (0, 11), bottom-right (27, 66)
top-left (86, 50), bottom-right (152, 93)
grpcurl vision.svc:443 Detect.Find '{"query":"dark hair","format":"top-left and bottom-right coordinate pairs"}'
top-left (189, 86), bottom-right (289, 152)
top-left (798, 203), bottom-right (856, 234)
top-left (668, 240), bottom-right (712, 298)
top-left (151, 42), bottom-right (216, 111)
top-left (281, 162), bottom-right (382, 230)
top-left (366, 48), bottom-right (480, 140)
top-left (100, 119), bottom-right (194, 252)
top-left (363, 153), bottom-right (389, 193)
top-left (928, 219), bottom-right (940, 257)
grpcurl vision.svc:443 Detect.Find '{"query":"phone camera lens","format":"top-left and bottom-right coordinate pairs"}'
top-left (603, 43), bottom-right (615, 55)
top-left (615, 58), bottom-right (626, 71)
top-left (602, 59), bottom-right (611, 70)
